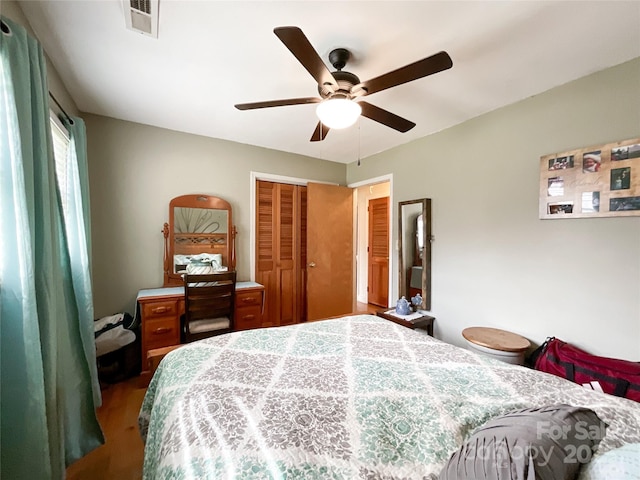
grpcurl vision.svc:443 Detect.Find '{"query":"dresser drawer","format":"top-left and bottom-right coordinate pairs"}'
top-left (235, 305), bottom-right (263, 331)
top-left (144, 317), bottom-right (180, 349)
top-left (236, 290), bottom-right (263, 307)
top-left (142, 300), bottom-right (179, 319)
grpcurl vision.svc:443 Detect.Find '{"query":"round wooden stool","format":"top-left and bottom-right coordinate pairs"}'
top-left (462, 326), bottom-right (530, 365)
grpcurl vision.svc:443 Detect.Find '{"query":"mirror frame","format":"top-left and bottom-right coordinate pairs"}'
top-left (163, 194), bottom-right (236, 287)
top-left (398, 198), bottom-right (432, 310)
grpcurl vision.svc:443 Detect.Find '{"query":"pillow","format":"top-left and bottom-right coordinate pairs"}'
top-left (439, 404), bottom-right (606, 480)
top-left (182, 253), bottom-right (224, 274)
top-left (191, 253), bottom-right (222, 266)
top-left (186, 263), bottom-right (214, 274)
top-left (578, 443), bottom-right (640, 480)
top-left (173, 254), bottom-right (191, 272)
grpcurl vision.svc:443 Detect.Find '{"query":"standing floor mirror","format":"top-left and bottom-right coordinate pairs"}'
top-left (398, 199), bottom-right (432, 310)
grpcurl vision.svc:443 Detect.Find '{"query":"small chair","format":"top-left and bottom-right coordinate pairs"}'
top-left (182, 271), bottom-right (236, 343)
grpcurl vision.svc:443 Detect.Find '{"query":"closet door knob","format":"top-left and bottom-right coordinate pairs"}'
top-left (308, 262), bottom-right (316, 268)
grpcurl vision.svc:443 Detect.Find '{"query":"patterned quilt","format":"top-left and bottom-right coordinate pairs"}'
top-left (138, 314), bottom-right (640, 479)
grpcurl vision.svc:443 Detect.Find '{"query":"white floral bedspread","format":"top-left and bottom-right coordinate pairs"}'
top-left (138, 314), bottom-right (640, 479)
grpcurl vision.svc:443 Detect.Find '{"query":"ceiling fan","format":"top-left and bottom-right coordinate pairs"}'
top-left (234, 26), bottom-right (453, 142)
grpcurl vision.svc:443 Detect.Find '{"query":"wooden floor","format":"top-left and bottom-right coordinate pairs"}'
top-left (66, 377), bottom-right (147, 480)
top-left (67, 303), bottom-right (380, 479)
top-left (356, 301), bottom-right (380, 314)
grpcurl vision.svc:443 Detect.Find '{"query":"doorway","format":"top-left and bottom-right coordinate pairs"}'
top-left (250, 172), bottom-right (393, 323)
top-left (251, 174), bottom-right (354, 325)
top-left (352, 176), bottom-right (392, 310)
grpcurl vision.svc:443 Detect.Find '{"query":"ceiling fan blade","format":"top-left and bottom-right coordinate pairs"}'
top-left (274, 26), bottom-right (337, 90)
top-left (355, 51), bottom-right (452, 97)
top-left (359, 101), bottom-right (415, 132)
top-left (310, 122), bottom-right (330, 142)
top-left (235, 97), bottom-right (321, 110)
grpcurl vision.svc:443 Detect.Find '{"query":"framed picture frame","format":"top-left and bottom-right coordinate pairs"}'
top-left (539, 137), bottom-right (640, 219)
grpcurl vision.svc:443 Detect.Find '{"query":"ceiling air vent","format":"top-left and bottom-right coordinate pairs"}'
top-left (123, 0), bottom-right (159, 38)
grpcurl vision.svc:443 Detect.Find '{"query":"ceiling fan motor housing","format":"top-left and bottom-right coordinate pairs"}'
top-left (319, 70), bottom-right (361, 98)
top-left (318, 48), bottom-right (362, 98)
top-left (329, 48), bottom-right (350, 70)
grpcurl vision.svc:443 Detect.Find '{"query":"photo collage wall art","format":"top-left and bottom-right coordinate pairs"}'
top-left (539, 137), bottom-right (640, 219)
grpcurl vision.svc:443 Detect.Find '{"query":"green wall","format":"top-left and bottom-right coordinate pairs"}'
top-left (348, 58), bottom-right (640, 360)
top-left (85, 114), bottom-right (346, 317)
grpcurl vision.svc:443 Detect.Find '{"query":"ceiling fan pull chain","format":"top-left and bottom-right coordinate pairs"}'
top-left (357, 119), bottom-right (361, 167)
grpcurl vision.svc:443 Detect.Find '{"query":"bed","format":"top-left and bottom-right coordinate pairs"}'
top-left (138, 314), bottom-right (640, 479)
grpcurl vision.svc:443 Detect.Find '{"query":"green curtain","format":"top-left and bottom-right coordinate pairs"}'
top-left (0, 15), bottom-right (104, 480)
top-left (60, 115), bottom-right (103, 408)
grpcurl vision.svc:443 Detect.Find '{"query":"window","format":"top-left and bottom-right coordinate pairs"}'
top-left (50, 110), bottom-right (71, 213)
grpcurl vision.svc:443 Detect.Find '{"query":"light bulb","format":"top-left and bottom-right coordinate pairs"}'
top-left (316, 98), bottom-right (361, 129)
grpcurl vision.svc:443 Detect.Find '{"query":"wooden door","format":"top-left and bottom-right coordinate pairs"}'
top-left (296, 187), bottom-right (307, 323)
top-left (368, 197), bottom-right (389, 307)
top-left (275, 183), bottom-right (297, 326)
top-left (306, 183), bottom-right (354, 320)
top-left (255, 181), bottom-right (305, 327)
top-left (256, 180), bottom-right (277, 326)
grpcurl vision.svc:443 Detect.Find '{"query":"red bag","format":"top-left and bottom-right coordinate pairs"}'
top-left (533, 337), bottom-right (640, 403)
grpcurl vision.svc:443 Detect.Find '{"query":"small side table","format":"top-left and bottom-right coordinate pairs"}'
top-left (462, 326), bottom-right (530, 365)
top-left (376, 310), bottom-right (435, 336)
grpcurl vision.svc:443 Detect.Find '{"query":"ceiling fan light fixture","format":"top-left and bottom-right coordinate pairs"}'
top-left (316, 98), bottom-right (361, 129)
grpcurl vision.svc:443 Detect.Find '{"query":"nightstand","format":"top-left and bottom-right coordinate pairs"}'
top-left (376, 310), bottom-right (435, 336)
top-left (462, 326), bottom-right (530, 365)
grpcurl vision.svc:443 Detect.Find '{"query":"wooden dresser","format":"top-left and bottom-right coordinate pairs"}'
top-left (137, 281), bottom-right (265, 363)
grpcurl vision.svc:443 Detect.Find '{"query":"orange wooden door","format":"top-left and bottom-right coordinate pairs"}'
top-left (296, 186), bottom-right (308, 323)
top-left (256, 180), bottom-right (277, 327)
top-left (255, 181), bottom-right (305, 327)
top-left (368, 197), bottom-right (389, 307)
top-left (275, 183), bottom-right (298, 326)
top-left (306, 182), bottom-right (354, 320)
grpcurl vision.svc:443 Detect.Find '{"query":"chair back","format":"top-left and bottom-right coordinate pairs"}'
top-left (182, 271), bottom-right (236, 342)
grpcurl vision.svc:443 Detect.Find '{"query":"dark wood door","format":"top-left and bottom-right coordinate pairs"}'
top-left (368, 197), bottom-right (389, 307)
top-left (306, 182), bottom-right (354, 320)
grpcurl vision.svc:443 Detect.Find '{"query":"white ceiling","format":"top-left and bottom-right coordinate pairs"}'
top-left (18, 1), bottom-right (640, 164)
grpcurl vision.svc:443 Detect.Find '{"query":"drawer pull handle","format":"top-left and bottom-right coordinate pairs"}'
top-left (153, 327), bottom-right (171, 335)
top-left (152, 306), bottom-right (170, 314)
top-left (243, 315), bottom-right (255, 321)
top-left (241, 298), bottom-right (255, 304)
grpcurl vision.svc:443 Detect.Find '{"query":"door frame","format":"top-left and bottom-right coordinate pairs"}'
top-left (249, 171), bottom-right (337, 282)
top-left (348, 174), bottom-right (394, 308)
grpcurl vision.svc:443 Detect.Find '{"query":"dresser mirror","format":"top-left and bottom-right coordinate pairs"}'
top-left (163, 194), bottom-right (236, 286)
top-left (398, 198), bottom-right (432, 310)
